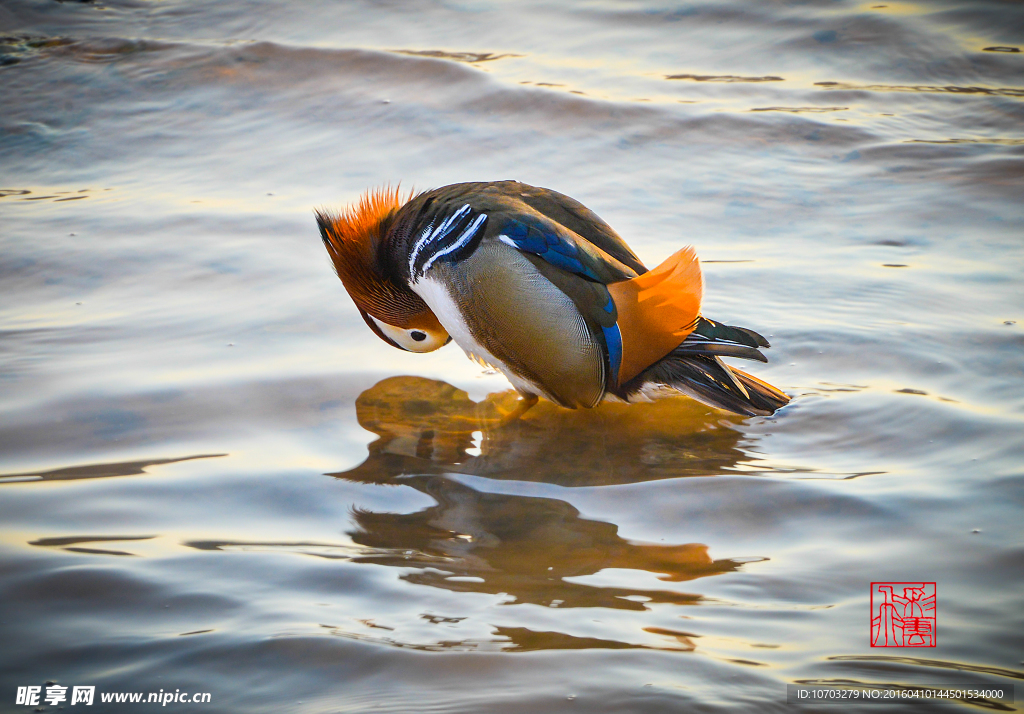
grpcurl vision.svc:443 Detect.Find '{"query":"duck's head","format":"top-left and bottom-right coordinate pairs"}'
top-left (316, 186), bottom-right (450, 353)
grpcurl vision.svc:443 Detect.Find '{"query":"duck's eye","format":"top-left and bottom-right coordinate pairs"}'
top-left (367, 314), bottom-right (450, 353)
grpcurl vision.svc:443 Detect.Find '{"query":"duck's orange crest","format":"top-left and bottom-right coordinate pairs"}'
top-left (316, 185), bottom-right (427, 326)
top-left (327, 186), bottom-right (409, 246)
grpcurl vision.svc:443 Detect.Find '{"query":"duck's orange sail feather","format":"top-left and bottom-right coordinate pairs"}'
top-left (607, 246), bottom-right (704, 386)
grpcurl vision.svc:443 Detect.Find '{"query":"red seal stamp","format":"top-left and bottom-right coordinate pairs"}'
top-left (870, 582), bottom-right (936, 647)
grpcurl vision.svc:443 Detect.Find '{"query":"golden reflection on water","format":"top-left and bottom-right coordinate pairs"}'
top-left (326, 377), bottom-right (757, 622)
top-left (850, 1), bottom-right (928, 16)
top-left (335, 375), bottom-right (750, 487)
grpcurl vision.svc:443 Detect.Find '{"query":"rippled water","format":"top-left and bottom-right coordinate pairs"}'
top-left (2, 1), bottom-right (1022, 712)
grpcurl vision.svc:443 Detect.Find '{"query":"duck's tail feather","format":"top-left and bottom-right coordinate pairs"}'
top-left (621, 319), bottom-right (789, 416)
top-left (691, 316), bottom-right (770, 348)
top-left (673, 337), bottom-right (768, 363)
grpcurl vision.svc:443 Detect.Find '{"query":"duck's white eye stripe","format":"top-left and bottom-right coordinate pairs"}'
top-left (369, 314), bottom-right (447, 352)
top-left (421, 214), bottom-right (487, 274)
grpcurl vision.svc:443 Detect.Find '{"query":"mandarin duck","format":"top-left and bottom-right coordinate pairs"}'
top-left (316, 181), bottom-right (789, 417)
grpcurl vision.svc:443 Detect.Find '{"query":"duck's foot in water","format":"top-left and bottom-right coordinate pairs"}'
top-left (496, 393), bottom-right (539, 426)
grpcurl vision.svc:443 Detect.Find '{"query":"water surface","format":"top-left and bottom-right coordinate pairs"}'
top-left (1, 0), bottom-right (1022, 712)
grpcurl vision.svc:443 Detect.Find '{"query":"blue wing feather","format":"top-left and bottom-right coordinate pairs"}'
top-left (498, 217), bottom-right (599, 280)
top-left (602, 324), bottom-right (623, 385)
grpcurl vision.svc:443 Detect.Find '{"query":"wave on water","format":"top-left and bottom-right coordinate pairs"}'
top-left (1, 0), bottom-right (1023, 711)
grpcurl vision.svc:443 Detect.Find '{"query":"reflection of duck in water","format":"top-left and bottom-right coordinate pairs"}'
top-left (328, 376), bottom-right (763, 612)
top-left (343, 474), bottom-right (744, 610)
top-left (335, 375), bottom-right (752, 486)
top-left (317, 181), bottom-right (789, 418)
